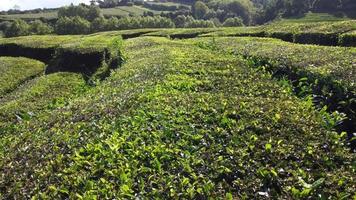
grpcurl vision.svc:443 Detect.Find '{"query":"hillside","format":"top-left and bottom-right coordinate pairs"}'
top-left (0, 1), bottom-right (190, 20)
top-left (0, 20), bottom-right (355, 199)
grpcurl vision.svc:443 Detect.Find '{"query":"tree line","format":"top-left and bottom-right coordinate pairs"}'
top-left (0, 3), bottom-right (246, 38)
top-left (1, 0), bottom-right (355, 37)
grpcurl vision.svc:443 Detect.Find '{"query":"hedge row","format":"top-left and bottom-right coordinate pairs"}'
top-left (193, 36), bottom-right (356, 146)
top-left (0, 56), bottom-right (45, 97)
top-left (0, 72), bottom-right (87, 129)
top-left (199, 20), bottom-right (356, 46)
top-left (0, 34), bottom-right (124, 78)
top-left (339, 31), bottom-right (356, 47)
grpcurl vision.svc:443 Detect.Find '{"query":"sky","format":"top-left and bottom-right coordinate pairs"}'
top-left (0, 0), bottom-right (91, 11)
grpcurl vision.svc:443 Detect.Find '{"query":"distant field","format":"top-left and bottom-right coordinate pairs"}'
top-left (0, 5), bottom-right (164, 20)
top-left (276, 12), bottom-right (350, 23)
top-left (0, 11), bottom-right (58, 20)
top-left (145, 1), bottom-right (186, 7)
top-left (102, 6), bottom-right (164, 17)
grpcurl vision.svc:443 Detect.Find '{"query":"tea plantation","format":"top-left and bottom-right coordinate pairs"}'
top-left (0, 22), bottom-right (355, 199)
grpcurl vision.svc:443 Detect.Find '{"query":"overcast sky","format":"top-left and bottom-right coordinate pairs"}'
top-left (0, 0), bottom-right (91, 11)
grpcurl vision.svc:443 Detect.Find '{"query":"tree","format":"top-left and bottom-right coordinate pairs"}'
top-left (58, 4), bottom-right (88, 19)
top-left (223, 17), bottom-right (244, 27)
top-left (106, 16), bottom-right (119, 30)
top-left (174, 15), bottom-right (194, 28)
top-left (91, 16), bottom-right (108, 32)
top-left (221, 0), bottom-right (255, 25)
top-left (313, 0), bottom-right (341, 12)
top-left (185, 19), bottom-right (215, 28)
top-left (4, 19), bottom-right (30, 37)
top-left (193, 1), bottom-right (209, 19)
top-left (55, 16), bottom-right (91, 35)
top-left (30, 20), bottom-right (53, 35)
top-left (58, 4), bottom-right (102, 21)
top-left (87, 6), bottom-right (102, 21)
top-left (284, 0), bottom-right (309, 16)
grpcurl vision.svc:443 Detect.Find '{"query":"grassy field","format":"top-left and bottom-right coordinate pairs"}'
top-left (0, 11), bottom-right (58, 20)
top-left (0, 23), bottom-right (355, 199)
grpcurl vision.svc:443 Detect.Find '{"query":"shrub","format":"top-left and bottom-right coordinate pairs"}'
top-left (0, 21), bottom-right (11, 32)
top-left (29, 20), bottom-right (53, 35)
top-left (58, 4), bottom-right (102, 21)
top-left (193, 1), bottom-right (209, 19)
top-left (91, 16), bottom-right (108, 32)
top-left (185, 19), bottom-right (215, 28)
top-left (55, 16), bottom-right (91, 35)
top-left (223, 17), bottom-right (244, 27)
top-left (4, 19), bottom-right (30, 37)
top-left (117, 16), bottom-right (175, 29)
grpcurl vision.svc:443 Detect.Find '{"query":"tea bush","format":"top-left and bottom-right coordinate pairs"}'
top-left (0, 37), bottom-right (354, 199)
top-left (0, 57), bottom-right (45, 97)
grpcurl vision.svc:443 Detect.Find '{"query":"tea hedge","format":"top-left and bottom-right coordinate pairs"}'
top-left (192, 37), bottom-right (356, 145)
top-left (0, 34), bottom-right (124, 79)
top-left (340, 31), bottom-right (356, 47)
top-left (0, 37), bottom-right (354, 199)
top-left (0, 56), bottom-right (45, 97)
top-left (0, 72), bottom-right (88, 129)
top-left (200, 20), bottom-right (356, 46)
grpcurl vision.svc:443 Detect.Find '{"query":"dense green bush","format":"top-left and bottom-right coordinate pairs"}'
top-left (91, 16), bottom-right (108, 32)
top-left (55, 16), bottom-right (91, 35)
top-left (58, 4), bottom-right (102, 21)
top-left (223, 17), bottom-right (244, 27)
top-left (208, 0), bottom-right (255, 25)
top-left (116, 16), bottom-right (175, 29)
top-left (4, 19), bottom-right (30, 37)
top-left (185, 19), bottom-right (215, 28)
top-left (29, 20), bottom-right (53, 35)
top-left (174, 15), bottom-right (215, 28)
top-left (192, 1), bottom-right (209, 19)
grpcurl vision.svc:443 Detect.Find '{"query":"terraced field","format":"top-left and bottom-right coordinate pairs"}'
top-left (0, 25), bottom-right (355, 199)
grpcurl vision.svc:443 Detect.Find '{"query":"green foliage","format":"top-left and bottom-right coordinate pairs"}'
top-left (208, 0), bottom-right (255, 25)
top-left (185, 19), bottom-right (215, 28)
top-left (58, 4), bottom-right (102, 21)
top-left (4, 19), bottom-right (30, 37)
top-left (0, 72), bottom-right (88, 127)
top-left (193, 1), bottom-right (209, 19)
top-left (0, 57), bottom-right (45, 97)
top-left (223, 17), bottom-right (244, 27)
top-left (339, 31), bottom-right (356, 47)
top-left (0, 36), bottom-right (354, 199)
top-left (29, 20), bottom-right (53, 35)
top-left (55, 16), bottom-right (91, 35)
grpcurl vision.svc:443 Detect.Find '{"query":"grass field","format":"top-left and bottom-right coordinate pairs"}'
top-left (0, 21), bottom-right (355, 199)
top-left (0, 11), bottom-right (58, 20)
